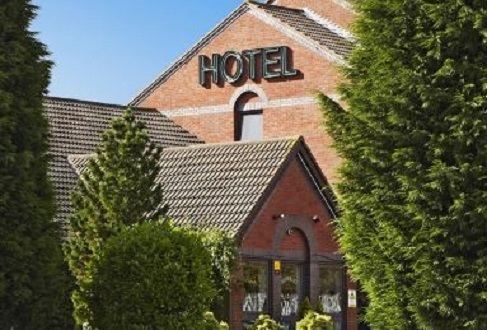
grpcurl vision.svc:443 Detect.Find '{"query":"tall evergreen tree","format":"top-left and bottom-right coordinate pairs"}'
top-left (0, 1), bottom-right (72, 328)
top-left (64, 108), bottom-right (166, 324)
top-left (320, 0), bottom-right (487, 328)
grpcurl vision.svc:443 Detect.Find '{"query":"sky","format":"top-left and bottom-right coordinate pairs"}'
top-left (32, 1), bottom-right (243, 104)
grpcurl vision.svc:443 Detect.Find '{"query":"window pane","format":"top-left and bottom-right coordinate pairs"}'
top-left (243, 263), bottom-right (268, 313)
top-left (281, 264), bottom-right (301, 317)
top-left (241, 112), bottom-right (263, 141)
top-left (318, 267), bottom-right (342, 329)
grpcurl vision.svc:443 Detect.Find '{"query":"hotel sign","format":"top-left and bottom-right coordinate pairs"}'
top-left (198, 46), bottom-right (298, 86)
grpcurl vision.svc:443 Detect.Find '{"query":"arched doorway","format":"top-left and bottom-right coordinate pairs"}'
top-left (277, 228), bottom-right (310, 329)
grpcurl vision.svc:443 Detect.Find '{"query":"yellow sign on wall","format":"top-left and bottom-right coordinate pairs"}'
top-left (274, 260), bottom-right (281, 274)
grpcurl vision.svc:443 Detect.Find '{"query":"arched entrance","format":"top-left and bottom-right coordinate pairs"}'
top-left (276, 228), bottom-right (310, 329)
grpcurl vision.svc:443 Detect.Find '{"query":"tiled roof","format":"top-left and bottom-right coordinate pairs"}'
top-left (256, 3), bottom-right (354, 57)
top-left (45, 97), bottom-right (203, 227)
top-left (68, 138), bottom-right (303, 237)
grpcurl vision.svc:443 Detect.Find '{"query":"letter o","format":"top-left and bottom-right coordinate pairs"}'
top-left (221, 51), bottom-right (244, 83)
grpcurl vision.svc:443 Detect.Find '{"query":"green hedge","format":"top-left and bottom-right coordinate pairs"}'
top-left (89, 221), bottom-right (216, 329)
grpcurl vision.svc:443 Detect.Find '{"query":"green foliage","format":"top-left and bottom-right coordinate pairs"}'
top-left (201, 230), bottom-right (237, 321)
top-left (201, 230), bottom-right (238, 297)
top-left (314, 298), bottom-right (324, 315)
top-left (64, 108), bottom-right (165, 324)
top-left (0, 0), bottom-right (73, 328)
top-left (247, 314), bottom-right (283, 330)
top-left (203, 311), bottom-right (229, 330)
top-left (90, 221), bottom-right (216, 329)
top-left (320, 0), bottom-right (487, 328)
top-left (296, 311), bottom-right (333, 330)
top-left (297, 296), bottom-right (313, 320)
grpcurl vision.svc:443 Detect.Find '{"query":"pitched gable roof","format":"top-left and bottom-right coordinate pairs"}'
top-left (129, 2), bottom-right (354, 106)
top-left (45, 97), bottom-right (203, 227)
top-left (68, 137), bottom-right (337, 238)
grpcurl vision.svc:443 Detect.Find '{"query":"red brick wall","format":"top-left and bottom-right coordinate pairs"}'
top-left (272, 0), bottom-right (356, 29)
top-left (138, 14), bottom-right (343, 109)
top-left (280, 228), bottom-right (307, 251)
top-left (242, 160), bottom-right (337, 253)
top-left (139, 12), bottom-right (344, 184)
top-left (228, 160), bottom-right (357, 329)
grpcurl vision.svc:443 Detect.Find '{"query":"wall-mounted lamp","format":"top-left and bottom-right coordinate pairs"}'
top-left (272, 214), bottom-right (285, 220)
top-left (312, 215), bottom-right (320, 223)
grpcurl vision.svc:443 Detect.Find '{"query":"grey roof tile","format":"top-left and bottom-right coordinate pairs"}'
top-left (45, 97), bottom-right (203, 229)
top-left (68, 138), bottom-right (299, 236)
top-left (256, 3), bottom-right (354, 58)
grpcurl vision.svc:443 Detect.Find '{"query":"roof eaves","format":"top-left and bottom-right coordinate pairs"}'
top-left (303, 8), bottom-right (355, 42)
top-left (247, 4), bottom-right (346, 65)
top-left (129, 3), bottom-right (249, 107)
top-left (295, 142), bottom-right (339, 218)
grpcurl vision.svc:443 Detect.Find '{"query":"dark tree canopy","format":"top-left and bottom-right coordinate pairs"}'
top-left (64, 108), bottom-right (166, 324)
top-left (320, 0), bottom-right (487, 328)
top-left (0, 0), bottom-right (72, 328)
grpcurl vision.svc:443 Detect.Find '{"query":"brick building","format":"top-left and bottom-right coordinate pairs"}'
top-left (128, 0), bottom-right (357, 328)
top-left (46, 0), bottom-right (362, 329)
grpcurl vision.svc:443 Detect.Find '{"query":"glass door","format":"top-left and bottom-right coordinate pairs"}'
top-left (280, 263), bottom-right (303, 330)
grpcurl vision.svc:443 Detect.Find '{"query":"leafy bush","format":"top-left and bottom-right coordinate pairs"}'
top-left (203, 311), bottom-right (229, 330)
top-left (201, 230), bottom-right (237, 319)
top-left (297, 296), bottom-right (313, 320)
top-left (247, 314), bottom-right (283, 330)
top-left (296, 311), bottom-right (333, 330)
top-left (89, 221), bottom-right (216, 329)
top-left (201, 230), bottom-right (238, 296)
top-left (65, 108), bottom-right (165, 323)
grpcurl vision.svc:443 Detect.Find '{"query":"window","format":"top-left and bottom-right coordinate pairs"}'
top-left (243, 262), bottom-right (268, 313)
top-left (234, 92), bottom-right (263, 141)
top-left (318, 266), bottom-right (343, 329)
top-left (239, 110), bottom-right (263, 141)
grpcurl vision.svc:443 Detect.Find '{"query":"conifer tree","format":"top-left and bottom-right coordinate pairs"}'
top-left (64, 108), bottom-right (166, 324)
top-left (320, 0), bottom-right (487, 328)
top-left (0, 1), bottom-right (72, 328)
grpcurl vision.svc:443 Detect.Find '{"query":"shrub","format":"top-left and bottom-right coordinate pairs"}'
top-left (247, 314), bottom-right (283, 330)
top-left (297, 296), bottom-right (313, 320)
top-left (65, 108), bottom-right (165, 323)
top-left (90, 221), bottom-right (216, 329)
top-left (296, 311), bottom-right (333, 330)
top-left (201, 230), bottom-right (238, 296)
top-left (203, 311), bottom-right (229, 330)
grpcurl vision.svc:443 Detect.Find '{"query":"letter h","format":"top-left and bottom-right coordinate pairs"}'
top-left (199, 54), bottom-right (221, 86)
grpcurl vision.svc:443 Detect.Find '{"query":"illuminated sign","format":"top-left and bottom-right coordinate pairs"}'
top-left (198, 46), bottom-right (298, 86)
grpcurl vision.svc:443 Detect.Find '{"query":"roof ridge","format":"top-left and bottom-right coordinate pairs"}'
top-left (45, 96), bottom-right (126, 109)
top-left (164, 136), bottom-right (301, 152)
top-left (44, 96), bottom-right (167, 114)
